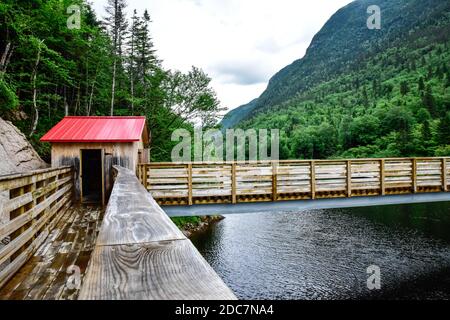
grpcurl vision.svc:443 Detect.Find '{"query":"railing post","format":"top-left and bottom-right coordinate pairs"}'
top-left (347, 160), bottom-right (352, 197)
top-left (231, 163), bottom-right (237, 204)
top-left (412, 158), bottom-right (417, 193)
top-left (138, 164), bottom-right (144, 185)
top-left (272, 162), bottom-right (278, 202)
top-left (442, 158), bottom-right (448, 192)
top-left (144, 164), bottom-right (149, 191)
top-left (310, 161), bottom-right (316, 200)
top-left (380, 159), bottom-right (385, 196)
top-left (188, 163), bottom-right (193, 206)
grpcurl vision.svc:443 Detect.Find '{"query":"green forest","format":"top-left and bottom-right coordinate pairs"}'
top-left (0, 0), bottom-right (223, 162)
top-left (241, 42), bottom-right (450, 159)
top-left (225, 0), bottom-right (450, 160)
top-left (1, 0), bottom-right (450, 163)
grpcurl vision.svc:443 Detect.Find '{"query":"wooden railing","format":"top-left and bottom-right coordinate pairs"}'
top-left (0, 167), bottom-right (73, 288)
top-left (138, 157), bottom-right (450, 206)
top-left (79, 166), bottom-right (236, 300)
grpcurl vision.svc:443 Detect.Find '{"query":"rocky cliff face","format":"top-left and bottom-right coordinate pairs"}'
top-left (1, 117), bottom-right (48, 252)
top-left (0, 117), bottom-right (47, 176)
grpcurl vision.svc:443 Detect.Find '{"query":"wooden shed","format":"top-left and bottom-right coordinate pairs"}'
top-left (41, 116), bottom-right (149, 205)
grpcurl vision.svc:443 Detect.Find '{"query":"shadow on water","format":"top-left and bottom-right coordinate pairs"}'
top-left (191, 202), bottom-right (450, 300)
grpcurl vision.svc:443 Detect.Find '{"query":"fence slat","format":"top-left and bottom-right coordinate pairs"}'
top-left (0, 167), bottom-right (73, 290)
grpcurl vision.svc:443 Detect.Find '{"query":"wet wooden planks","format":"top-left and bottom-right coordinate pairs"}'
top-left (79, 166), bottom-right (236, 300)
top-left (0, 206), bottom-right (103, 300)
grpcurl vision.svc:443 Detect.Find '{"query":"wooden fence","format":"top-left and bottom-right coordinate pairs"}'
top-left (137, 158), bottom-right (450, 206)
top-left (0, 167), bottom-right (73, 288)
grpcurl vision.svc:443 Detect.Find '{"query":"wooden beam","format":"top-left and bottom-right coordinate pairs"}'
top-left (79, 166), bottom-right (236, 300)
top-left (231, 163), bottom-right (237, 204)
top-left (144, 164), bottom-right (149, 191)
top-left (272, 162), bottom-right (278, 202)
top-left (412, 158), bottom-right (417, 193)
top-left (310, 161), bottom-right (316, 200)
top-left (442, 158), bottom-right (448, 192)
top-left (380, 159), bottom-right (385, 196)
top-left (347, 160), bottom-right (352, 198)
top-left (187, 164), bottom-right (193, 206)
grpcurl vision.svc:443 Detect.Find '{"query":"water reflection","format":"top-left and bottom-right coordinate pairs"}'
top-left (191, 202), bottom-right (450, 300)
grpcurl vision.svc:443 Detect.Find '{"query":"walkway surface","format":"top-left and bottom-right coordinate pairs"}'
top-left (0, 206), bottom-right (103, 300)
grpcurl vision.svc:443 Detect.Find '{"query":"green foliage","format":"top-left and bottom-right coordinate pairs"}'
top-left (0, 0), bottom-right (222, 161)
top-left (435, 145), bottom-right (450, 157)
top-left (437, 112), bottom-right (450, 145)
top-left (227, 0), bottom-right (450, 159)
top-left (171, 216), bottom-right (202, 229)
top-left (0, 78), bottom-right (19, 112)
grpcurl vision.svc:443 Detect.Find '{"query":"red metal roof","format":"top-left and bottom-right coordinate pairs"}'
top-left (40, 116), bottom-right (148, 143)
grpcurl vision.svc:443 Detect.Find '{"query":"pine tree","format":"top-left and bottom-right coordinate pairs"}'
top-left (400, 81), bottom-right (409, 96)
top-left (418, 77), bottom-right (425, 92)
top-left (422, 85), bottom-right (435, 115)
top-left (127, 9), bottom-right (139, 113)
top-left (437, 112), bottom-right (450, 145)
top-left (104, 0), bottom-right (128, 115)
top-left (421, 120), bottom-right (432, 143)
top-left (135, 10), bottom-right (158, 84)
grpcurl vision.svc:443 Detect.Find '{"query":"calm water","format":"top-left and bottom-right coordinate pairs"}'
top-left (191, 202), bottom-right (450, 300)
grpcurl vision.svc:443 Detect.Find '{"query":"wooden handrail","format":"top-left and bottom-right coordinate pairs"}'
top-left (138, 157), bottom-right (450, 206)
top-left (79, 166), bottom-right (236, 300)
top-left (0, 167), bottom-right (74, 289)
top-left (140, 157), bottom-right (450, 167)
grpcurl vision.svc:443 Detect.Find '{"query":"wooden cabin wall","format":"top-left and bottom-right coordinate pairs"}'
top-left (51, 142), bottom-right (140, 200)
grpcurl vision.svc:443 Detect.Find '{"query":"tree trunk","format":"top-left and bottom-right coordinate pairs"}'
top-left (130, 72), bottom-right (134, 114)
top-left (110, 57), bottom-right (117, 116)
top-left (87, 64), bottom-right (99, 116)
top-left (64, 86), bottom-right (69, 116)
top-left (0, 42), bottom-right (13, 79)
top-left (30, 40), bottom-right (44, 137)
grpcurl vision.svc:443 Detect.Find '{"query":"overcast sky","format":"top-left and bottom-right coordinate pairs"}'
top-left (92, 0), bottom-right (353, 112)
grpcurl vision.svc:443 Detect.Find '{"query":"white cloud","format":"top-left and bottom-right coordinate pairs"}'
top-left (92, 0), bottom-right (353, 111)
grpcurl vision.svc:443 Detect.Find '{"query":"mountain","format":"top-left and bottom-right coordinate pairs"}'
top-left (223, 0), bottom-right (450, 127)
top-left (221, 0), bottom-right (450, 159)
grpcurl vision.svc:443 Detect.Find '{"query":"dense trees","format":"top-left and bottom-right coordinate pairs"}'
top-left (225, 0), bottom-right (450, 160)
top-left (0, 0), bottom-right (222, 161)
top-left (238, 35), bottom-right (450, 159)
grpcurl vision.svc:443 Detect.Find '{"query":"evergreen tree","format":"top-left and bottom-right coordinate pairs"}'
top-left (135, 10), bottom-right (158, 84)
top-left (421, 120), bottom-right (432, 143)
top-left (127, 9), bottom-right (139, 113)
top-left (422, 85), bottom-right (435, 115)
top-left (400, 81), bottom-right (409, 96)
top-left (418, 77), bottom-right (425, 92)
top-left (437, 112), bottom-right (450, 145)
top-left (104, 0), bottom-right (128, 115)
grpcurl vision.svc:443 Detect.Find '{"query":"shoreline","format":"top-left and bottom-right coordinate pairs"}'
top-left (171, 216), bottom-right (225, 238)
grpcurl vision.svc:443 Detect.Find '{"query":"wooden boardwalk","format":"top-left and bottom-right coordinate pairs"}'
top-left (0, 206), bottom-right (103, 300)
top-left (1, 165), bottom-right (236, 300)
top-left (138, 157), bottom-right (450, 206)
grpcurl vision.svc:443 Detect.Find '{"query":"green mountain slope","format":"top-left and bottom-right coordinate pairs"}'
top-left (222, 0), bottom-right (450, 159)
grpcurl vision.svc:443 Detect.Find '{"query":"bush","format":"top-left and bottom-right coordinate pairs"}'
top-left (435, 145), bottom-right (450, 157)
top-left (0, 78), bottom-right (19, 114)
